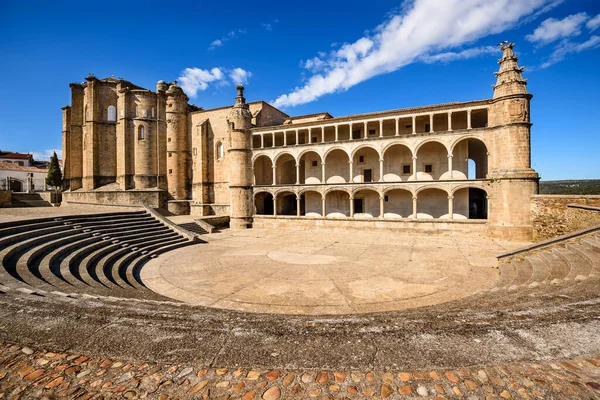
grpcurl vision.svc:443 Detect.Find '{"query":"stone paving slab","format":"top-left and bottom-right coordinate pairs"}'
top-left (141, 229), bottom-right (525, 315)
top-left (0, 342), bottom-right (599, 399)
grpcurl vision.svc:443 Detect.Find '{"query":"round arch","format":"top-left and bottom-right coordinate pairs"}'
top-left (273, 151), bottom-right (297, 165)
top-left (324, 148), bottom-right (351, 184)
top-left (298, 150), bottom-right (323, 184)
top-left (383, 188), bottom-right (414, 219)
top-left (254, 192), bottom-right (274, 215)
top-left (414, 139), bottom-right (450, 155)
top-left (274, 152), bottom-right (296, 185)
top-left (449, 137), bottom-right (489, 180)
top-left (350, 144), bottom-right (381, 159)
top-left (274, 190), bottom-right (298, 216)
top-left (414, 140), bottom-right (449, 181)
top-left (298, 189), bottom-right (323, 217)
top-left (416, 187), bottom-right (449, 219)
top-left (325, 189), bottom-right (350, 218)
top-left (253, 155), bottom-right (273, 185)
top-left (352, 188), bottom-right (381, 218)
top-left (382, 143), bottom-right (413, 182)
top-left (451, 186), bottom-right (488, 220)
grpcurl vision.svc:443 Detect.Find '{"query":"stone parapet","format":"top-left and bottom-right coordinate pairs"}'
top-left (531, 195), bottom-right (600, 241)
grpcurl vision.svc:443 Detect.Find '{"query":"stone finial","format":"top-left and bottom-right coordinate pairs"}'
top-left (236, 84), bottom-right (245, 97)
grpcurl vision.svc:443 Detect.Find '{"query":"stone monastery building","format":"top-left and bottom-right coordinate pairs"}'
top-left (61, 43), bottom-right (539, 240)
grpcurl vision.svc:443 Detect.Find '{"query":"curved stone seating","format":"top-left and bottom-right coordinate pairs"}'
top-left (0, 210), bottom-right (197, 299)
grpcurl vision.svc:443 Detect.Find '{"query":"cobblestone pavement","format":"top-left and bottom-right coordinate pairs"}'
top-left (1, 343), bottom-right (599, 399)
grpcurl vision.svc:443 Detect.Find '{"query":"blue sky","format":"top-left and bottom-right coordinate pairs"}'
top-left (0, 0), bottom-right (598, 180)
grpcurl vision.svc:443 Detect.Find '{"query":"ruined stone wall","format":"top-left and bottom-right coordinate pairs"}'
top-left (531, 195), bottom-right (600, 241)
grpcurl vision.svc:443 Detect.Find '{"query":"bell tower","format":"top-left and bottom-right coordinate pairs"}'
top-left (487, 42), bottom-right (540, 240)
top-left (227, 85), bottom-right (254, 229)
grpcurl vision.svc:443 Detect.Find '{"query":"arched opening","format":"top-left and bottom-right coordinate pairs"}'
top-left (450, 138), bottom-right (488, 180)
top-left (415, 142), bottom-right (447, 181)
top-left (275, 154), bottom-right (296, 185)
top-left (107, 105), bottom-right (116, 122)
top-left (324, 149), bottom-right (349, 183)
top-left (9, 178), bottom-right (23, 192)
top-left (352, 147), bottom-right (379, 183)
top-left (302, 191), bottom-right (322, 217)
top-left (298, 151), bottom-right (322, 184)
top-left (325, 190), bottom-right (350, 218)
top-left (383, 144), bottom-right (412, 182)
top-left (253, 155), bottom-right (273, 185)
top-left (353, 189), bottom-right (380, 218)
top-left (216, 142), bottom-right (224, 160)
top-left (453, 187), bottom-right (488, 220)
top-left (138, 125), bottom-right (145, 140)
top-left (417, 188), bottom-right (448, 219)
top-left (254, 192), bottom-right (274, 215)
top-left (276, 192), bottom-right (297, 215)
top-left (384, 189), bottom-right (413, 219)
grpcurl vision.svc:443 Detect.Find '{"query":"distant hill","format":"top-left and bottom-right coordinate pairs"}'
top-left (539, 180), bottom-right (600, 195)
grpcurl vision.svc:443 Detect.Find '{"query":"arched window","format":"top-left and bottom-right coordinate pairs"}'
top-left (138, 125), bottom-right (145, 140)
top-left (216, 142), bottom-right (224, 159)
top-left (107, 105), bottom-right (116, 122)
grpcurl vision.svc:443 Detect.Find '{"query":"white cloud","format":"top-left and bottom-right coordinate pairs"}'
top-left (31, 149), bottom-right (62, 161)
top-left (421, 46), bottom-right (498, 63)
top-left (208, 29), bottom-right (246, 50)
top-left (178, 67), bottom-right (253, 97)
top-left (262, 19), bottom-right (279, 31)
top-left (273, 0), bottom-right (556, 108)
top-left (525, 13), bottom-right (589, 45)
top-left (178, 68), bottom-right (225, 97)
top-left (541, 35), bottom-right (600, 68)
top-left (229, 68), bottom-right (252, 84)
top-left (587, 14), bottom-right (600, 32)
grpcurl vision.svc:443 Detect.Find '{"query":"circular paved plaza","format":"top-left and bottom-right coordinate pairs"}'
top-left (142, 229), bottom-right (523, 314)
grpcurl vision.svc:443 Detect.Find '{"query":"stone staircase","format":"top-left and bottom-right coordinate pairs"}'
top-left (0, 210), bottom-right (198, 300)
top-left (466, 226), bottom-right (600, 311)
top-left (177, 222), bottom-right (210, 235)
top-left (9, 193), bottom-right (52, 207)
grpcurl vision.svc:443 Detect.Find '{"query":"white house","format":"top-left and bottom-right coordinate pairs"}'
top-left (0, 162), bottom-right (49, 192)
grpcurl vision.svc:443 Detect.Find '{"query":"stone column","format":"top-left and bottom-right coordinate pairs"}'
top-left (379, 159), bottom-right (384, 182)
top-left (364, 121), bottom-right (368, 139)
top-left (261, 134), bottom-right (264, 148)
top-left (412, 196), bottom-right (418, 219)
top-left (448, 195), bottom-right (454, 220)
top-left (295, 163), bottom-right (300, 185)
top-left (321, 162), bottom-right (326, 184)
top-left (395, 118), bottom-right (399, 136)
top-left (296, 196), bottom-right (301, 217)
top-left (379, 120), bottom-right (383, 137)
top-left (349, 123), bottom-right (353, 140)
top-left (283, 131), bottom-right (287, 147)
top-left (412, 116), bottom-right (416, 134)
top-left (349, 161), bottom-right (353, 183)
top-left (309, 128), bottom-right (312, 144)
top-left (335, 125), bottom-right (339, 142)
top-left (448, 155), bottom-right (453, 179)
top-left (321, 127), bottom-right (325, 143)
top-left (322, 196), bottom-right (326, 217)
top-left (448, 112), bottom-right (453, 132)
top-left (379, 196), bottom-right (385, 219)
top-left (429, 114), bottom-right (434, 133)
top-left (273, 196), bottom-right (277, 216)
top-left (349, 196), bottom-right (354, 218)
top-left (467, 110), bottom-right (472, 130)
top-left (272, 132), bottom-right (275, 147)
top-left (272, 165), bottom-right (276, 186)
top-left (412, 157), bottom-right (417, 180)
top-left (295, 130), bottom-right (299, 145)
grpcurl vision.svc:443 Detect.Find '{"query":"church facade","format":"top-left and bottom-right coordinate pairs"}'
top-left (61, 43), bottom-right (539, 239)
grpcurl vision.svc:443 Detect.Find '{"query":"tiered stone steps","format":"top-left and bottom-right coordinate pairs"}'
top-left (177, 222), bottom-right (209, 235)
top-left (0, 210), bottom-right (198, 300)
top-left (471, 231), bottom-right (600, 311)
top-left (8, 193), bottom-right (52, 207)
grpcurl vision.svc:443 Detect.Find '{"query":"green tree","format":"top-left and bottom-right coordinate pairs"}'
top-left (45, 151), bottom-right (63, 193)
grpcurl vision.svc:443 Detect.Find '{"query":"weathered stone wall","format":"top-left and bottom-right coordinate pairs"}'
top-left (531, 195), bottom-right (600, 241)
top-left (0, 191), bottom-right (11, 206)
top-left (63, 190), bottom-right (167, 209)
top-left (38, 191), bottom-right (61, 204)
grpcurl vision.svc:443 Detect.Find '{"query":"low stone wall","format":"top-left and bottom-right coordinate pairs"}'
top-left (38, 191), bottom-right (61, 204)
top-left (0, 191), bottom-right (11, 206)
top-left (531, 195), bottom-right (600, 241)
top-left (63, 190), bottom-right (167, 209)
top-left (252, 215), bottom-right (488, 235)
